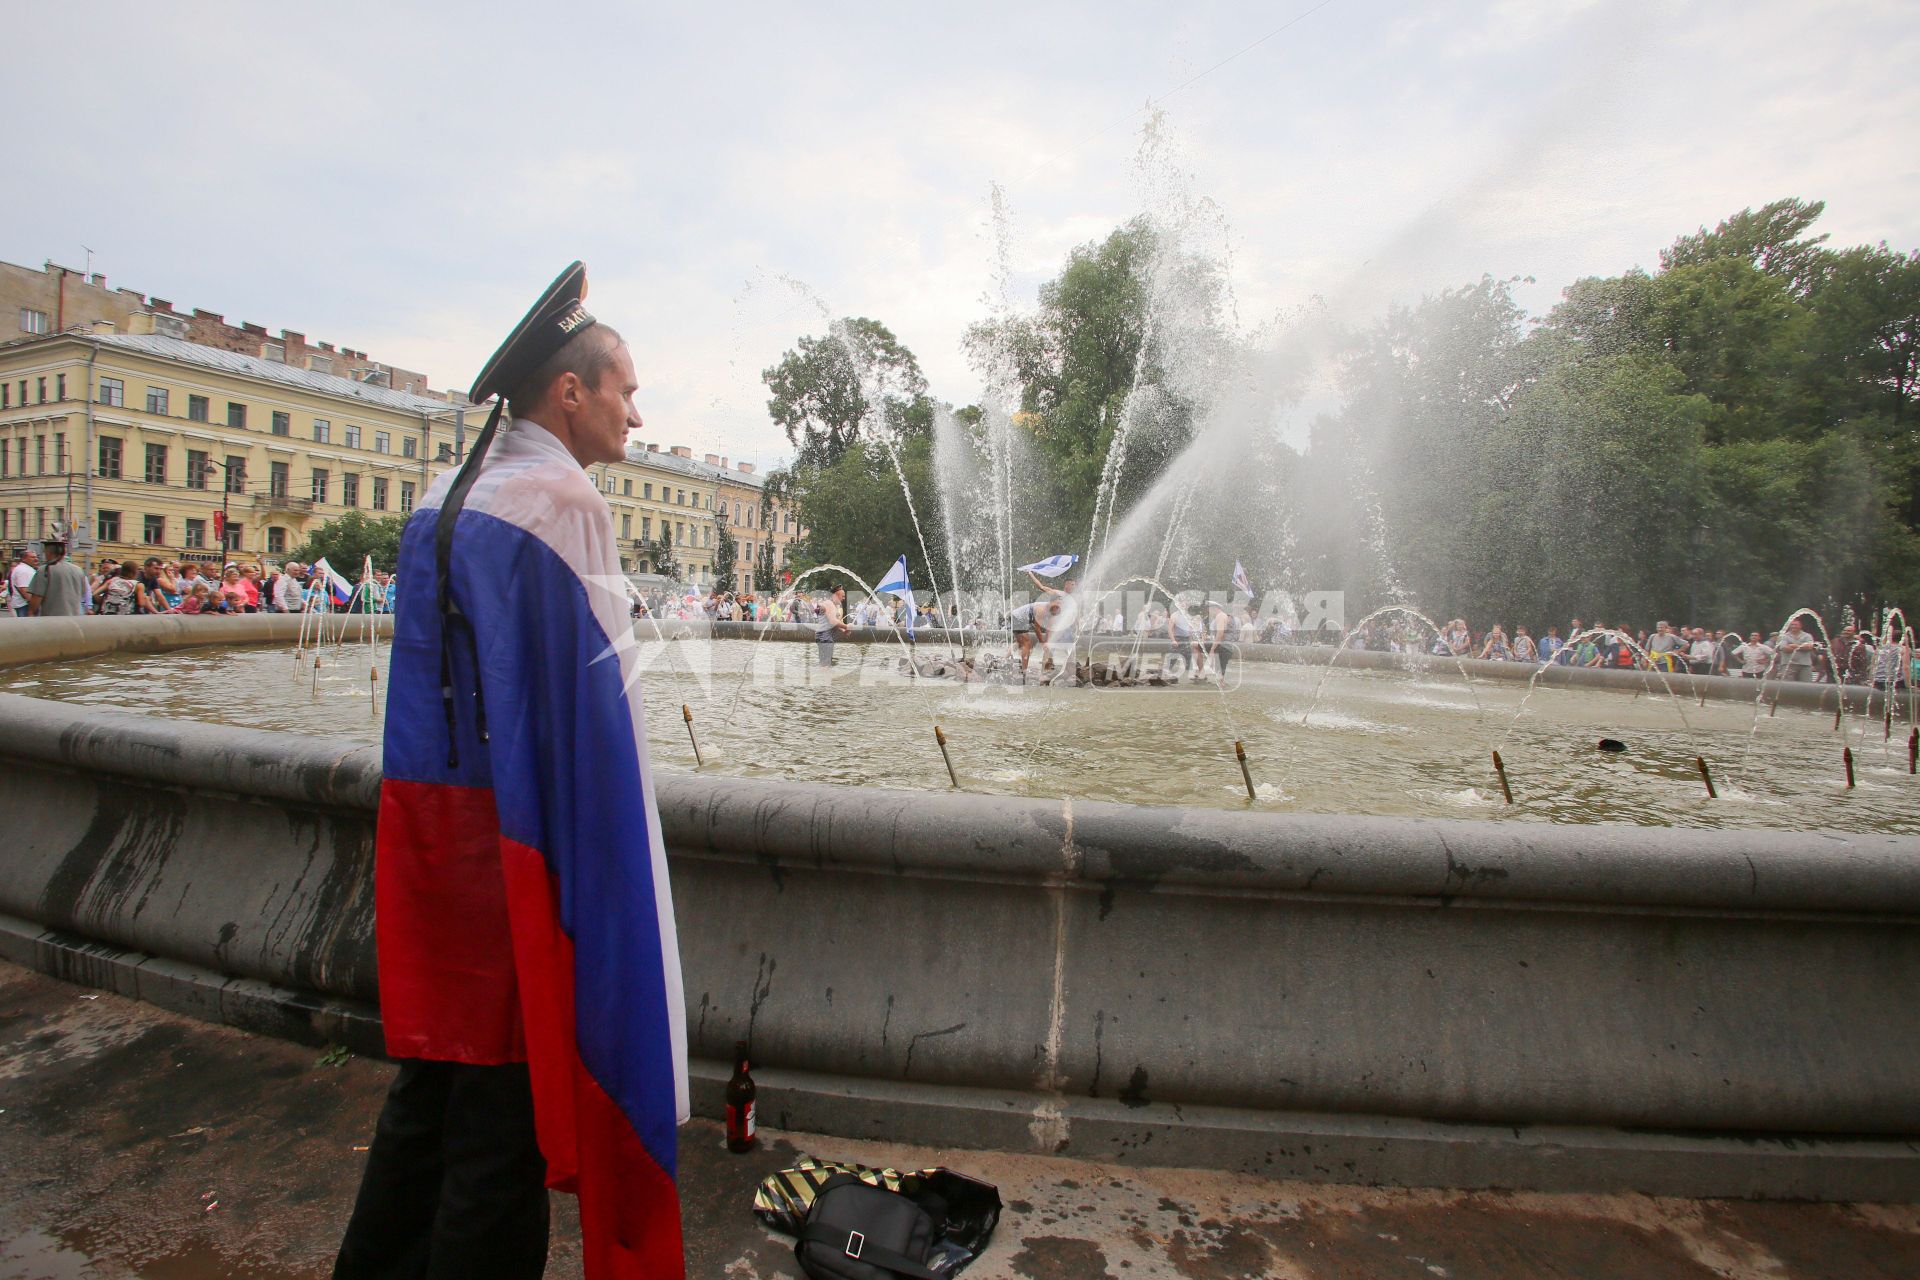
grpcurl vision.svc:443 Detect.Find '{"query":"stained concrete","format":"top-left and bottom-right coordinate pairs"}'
top-left (3, 962), bottom-right (1917, 1279)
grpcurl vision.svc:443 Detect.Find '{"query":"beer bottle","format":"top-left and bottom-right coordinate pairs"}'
top-left (725, 1039), bottom-right (757, 1152)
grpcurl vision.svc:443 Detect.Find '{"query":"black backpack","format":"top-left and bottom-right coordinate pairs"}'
top-left (796, 1174), bottom-right (947, 1279)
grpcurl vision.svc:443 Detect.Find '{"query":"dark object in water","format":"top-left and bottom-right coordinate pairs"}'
top-left (1597, 738), bottom-right (1627, 753)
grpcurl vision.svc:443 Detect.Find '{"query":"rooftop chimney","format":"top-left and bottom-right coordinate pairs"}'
top-left (242, 322), bottom-right (267, 336)
top-left (149, 299), bottom-right (173, 312)
top-left (736, 462), bottom-right (755, 474)
top-left (89, 273), bottom-right (107, 289)
top-left (318, 342), bottom-right (335, 352)
top-left (281, 329), bottom-right (305, 343)
top-left (671, 446), bottom-right (692, 459)
top-left (194, 309), bottom-right (223, 323)
top-left (703, 453), bottom-right (720, 466)
top-left (647, 443), bottom-right (659, 452)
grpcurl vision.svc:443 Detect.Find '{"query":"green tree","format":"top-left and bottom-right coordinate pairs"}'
top-left (782, 438), bottom-right (942, 590)
top-left (711, 506), bottom-right (738, 591)
top-left (644, 525), bottom-right (675, 580)
top-left (291, 510), bottom-right (406, 574)
top-left (763, 317), bottom-right (932, 466)
top-left (964, 218), bottom-right (1219, 550)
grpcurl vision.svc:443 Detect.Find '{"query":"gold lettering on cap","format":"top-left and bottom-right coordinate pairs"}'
top-left (558, 305), bottom-right (592, 334)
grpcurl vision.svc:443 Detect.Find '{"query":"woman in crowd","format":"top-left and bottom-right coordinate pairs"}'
top-left (1478, 625), bottom-right (1513, 660)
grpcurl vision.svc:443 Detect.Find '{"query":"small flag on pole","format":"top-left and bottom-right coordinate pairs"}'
top-left (876, 554), bottom-right (916, 639)
top-left (1233, 560), bottom-right (1253, 598)
top-left (311, 557), bottom-right (355, 609)
top-left (1017, 554), bottom-right (1079, 579)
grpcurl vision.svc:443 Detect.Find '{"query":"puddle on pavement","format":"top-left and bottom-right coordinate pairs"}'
top-left (0, 1223), bottom-right (314, 1280)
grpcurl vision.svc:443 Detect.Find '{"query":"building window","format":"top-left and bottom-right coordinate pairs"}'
top-left (98, 437), bottom-right (122, 479)
top-left (371, 476), bottom-right (389, 510)
top-left (53, 433), bottom-right (65, 474)
top-left (184, 518), bottom-right (206, 549)
top-left (224, 456), bottom-right (246, 493)
top-left (642, 517), bottom-right (652, 540)
top-left (313, 418), bottom-right (331, 443)
top-left (312, 469), bottom-right (329, 503)
top-left (677, 522), bottom-right (685, 543)
top-left (97, 510), bottom-right (121, 542)
top-left (37, 377), bottom-right (47, 403)
top-left (34, 436), bottom-right (45, 474)
top-left (185, 449), bottom-right (208, 490)
top-left (16, 380), bottom-right (25, 405)
top-left (146, 386), bottom-right (169, 415)
top-left (144, 443), bottom-right (167, 484)
top-left (94, 377), bottom-right (122, 407)
top-left (402, 435), bottom-right (417, 459)
top-left (702, 526), bottom-right (711, 548)
top-left (342, 473), bottom-right (359, 506)
top-left (374, 431), bottom-right (391, 455)
top-left (678, 489), bottom-right (686, 505)
top-left (623, 478), bottom-right (633, 496)
top-left (400, 480), bottom-right (415, 514)
top-left (56, 374), bottom-right (67, 400)
top-left (143, 514), bottom-right (165, 545)
top-left (643, 483), bottom-right (652, 499)
top-left (19, 307), bottom-right (48, 335)
top-left (225, 522), bottom-right (243, 551)
top-left (1, 382), bottom-right (8, 408)
top-left (269, 460), bottom-right (290, 498)
top-left (271, 410), bottom-right (291, 436)
top-left (267, 526), bottom-right (287, 554)
top-left (226, 402), bottom-right (246, 429)
top-left (345, 425), bottom-right (361, 449)
top-left (188, 395), bottom-right (209, 422)
top-left (621, 512), bottom-right (632, 538)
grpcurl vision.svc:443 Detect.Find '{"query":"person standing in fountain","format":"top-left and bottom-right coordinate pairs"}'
top-left (1010, 596), bottom-right (1060, 673)
top-left (815, 583), bottom-right (852, 666)
top-left (1201, 600), bottom-right (1235, 681)
top-left (334, 264), bottom-right (688, 1280)
top-left (1028, 572), bottom-right (1081, 669)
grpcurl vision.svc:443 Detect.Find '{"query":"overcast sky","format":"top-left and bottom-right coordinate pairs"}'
top-left (11, 1), bottom-right (1917, 467)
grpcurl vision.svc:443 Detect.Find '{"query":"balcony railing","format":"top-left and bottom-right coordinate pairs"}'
top-left (253, 494), bottom-right (315, 514)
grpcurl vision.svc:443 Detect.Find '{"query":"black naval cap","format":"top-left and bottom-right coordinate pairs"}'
top-left (467, 260), bottom-right (598, 405)
top-left (436, 260), bottom-right (597, 769)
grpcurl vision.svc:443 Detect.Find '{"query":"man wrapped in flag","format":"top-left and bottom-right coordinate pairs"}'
top-left (334, 263), bottom-right (688, 1279)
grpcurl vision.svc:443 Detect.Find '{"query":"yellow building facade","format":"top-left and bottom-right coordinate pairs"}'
top-left (0, 330), bottom-right (793, 586)
top-left (0, 332), bottom-right (455, 565)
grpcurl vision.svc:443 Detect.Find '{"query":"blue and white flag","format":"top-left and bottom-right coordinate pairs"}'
top-left (1233, 560), bottom-right (1253, 598)
top-left (1018, 553), bottom-right (1079, 579)
top-left (876, 554), bottom-right (915, 639)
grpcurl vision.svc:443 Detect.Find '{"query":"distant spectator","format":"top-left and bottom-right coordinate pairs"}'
top-left (1773, 619), bottom-right (1820, 682)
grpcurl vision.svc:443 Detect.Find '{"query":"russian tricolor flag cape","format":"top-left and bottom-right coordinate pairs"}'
top-left (378, 418), bottom-right (688, 1277)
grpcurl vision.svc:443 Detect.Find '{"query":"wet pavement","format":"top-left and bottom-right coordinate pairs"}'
top-left (3, 960), bottom-right (1918, 1278)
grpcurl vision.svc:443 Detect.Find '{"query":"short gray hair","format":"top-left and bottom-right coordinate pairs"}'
top-left (508, 323), bottom-right (625, 419)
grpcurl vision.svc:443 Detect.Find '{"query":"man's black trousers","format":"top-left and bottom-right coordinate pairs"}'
top-left (333, 1059), bottom-right (550, 1279)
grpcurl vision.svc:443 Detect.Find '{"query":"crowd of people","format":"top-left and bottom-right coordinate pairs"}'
top-left (4, 545), bottom-right (393, 618)
top-left (1340, 614), bottom-right (1914, 687)
top-left (12, 541), bottom-right (1912, 693)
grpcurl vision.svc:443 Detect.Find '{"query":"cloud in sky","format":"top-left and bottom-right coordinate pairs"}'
top-left (8, 0), bottom-right (1917, 467)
